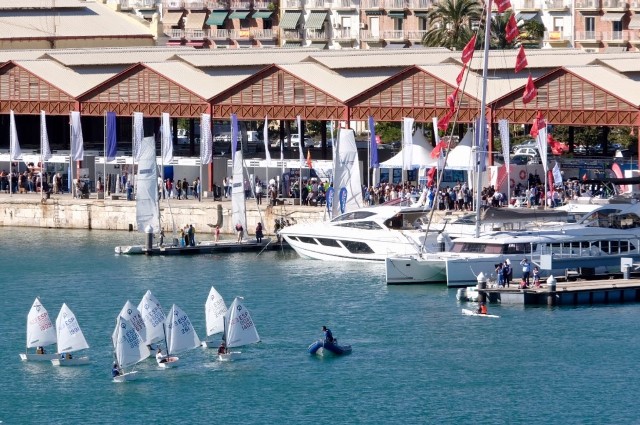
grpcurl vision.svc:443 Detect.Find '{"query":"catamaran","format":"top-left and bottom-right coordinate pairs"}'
top-left (112, 315), bottom-right (150, 382)
top-left (218, 297), bottom-right (260, 361)
top-left (158, 304), bottom-right (200, 368)
top-left (51, 303), bottom-right (90, 366)
top-left (201, 286), bottom-right (228, 348)
top-left (20, 297), bottom-right (58, 362)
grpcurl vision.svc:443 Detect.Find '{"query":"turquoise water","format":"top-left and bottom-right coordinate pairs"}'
top-left (2, 227), bottom-right (640, 424)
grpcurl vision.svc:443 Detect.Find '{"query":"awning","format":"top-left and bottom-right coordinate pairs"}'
top-left (415, 12), bottom-right (429, 18)
top-left (228, 10), bottom-right (251, 19)
top-left (163, 11), bottom-right (183, 26)
top-left (252, 10), bottom-right (273, 19)
top-left (365, 10), bottom-right (383, 15)
top-left (206, 11), bottom-right (228, 26)
top-left (601, 12), bottom-right (625, 22)
top-left (604, 46), bottom-right (627, 52)
top-left (630, 14), bottom-right (640, 29)
top-left (516, 12), bottom-right (538, 21)
top-left (385, 42), bottom-right (406, 48)
top-left (281, 11), bottom-right (302, 29)
top-left (166, 40), bottom-right (183, 46)
top-left (388, 11), bottom-right (405, 19)
top-left (185, 11), bottom-right (207, 29)
top-left (409, 43), bottom-right (424, 48)
top-left (283, 41), bottom-right (303, 48)
top-left (306, 11), bottom-right (327, 29)
top-left (186, 40), bottom-right (206, 47)
top-left (309, 42), bottom-right (328, 49)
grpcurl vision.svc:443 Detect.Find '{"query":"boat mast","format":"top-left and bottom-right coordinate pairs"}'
top-left (474, 0), bottom-right (492, 239)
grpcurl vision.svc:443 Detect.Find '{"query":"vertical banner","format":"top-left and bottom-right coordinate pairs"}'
top-left (297, 115), bottom-right (304, 166)
top-left (9, 110), bottom-right (22, 161)
top-left (402, 117), bottom-right (414, 171)
top-left (200, 114), bottom-right (212, 165)
top-left (498, 119), bottom-right (510, 169)
top-left (106, 112), bottom-right (117, 161)
top-left (339, 187), bottom-right (348, 214)
top-left (132, 112), bottom-right (143, 161)
top-left (263, 116), bottom-right (271, 163)
top-left (535, 126), bottom-right (548, 173)
top-left (475, 118), bottom-right (487, 173)
top-left (40, 111), bottom-right (52, 162)
top-left (368, 116), bottom-right (378, 169)
top-left (161, 112), bottom-right (173, 164)
top-left (70, 111), bottom-right (84, 161)
top-left (231, 113), bottom-right (238, 163)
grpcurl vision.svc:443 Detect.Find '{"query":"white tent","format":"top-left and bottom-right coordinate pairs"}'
top-left (444, 128), bottom-right (474, 171)
top-left (380, 127), bottom-right (438, 169)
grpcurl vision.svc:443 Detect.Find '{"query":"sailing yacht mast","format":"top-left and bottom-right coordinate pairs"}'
top-left (474, 0), bottom-right (493, 239)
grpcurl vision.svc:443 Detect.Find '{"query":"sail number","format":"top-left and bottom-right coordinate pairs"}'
top-left (174, 315), bottom-right (192, 334)
top-left (122, 328), bottom-right (141, 348)
top-left (145, 307), bottom-right (164, 327)
top-left (29, 313), bottom-right (52, 331)
top-left (230, 311), bottom-right (254, 331)
top-left (64, 317), bottom-right (80, 335)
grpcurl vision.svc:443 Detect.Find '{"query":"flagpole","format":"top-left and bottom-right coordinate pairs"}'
top-left (69, 113), bottom-right (73, 199)
top-left (103, 112), bottom-right (107, 198)
top-left (9, 110), bottom-right (13, 198)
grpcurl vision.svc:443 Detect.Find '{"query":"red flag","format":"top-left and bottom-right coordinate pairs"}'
top-left (582, 172), bottom-right (588, 181)
top-left (522, 74), bottom-right (537, 105)
top-left (461, 35), bottom-right (476, 64)
top-left (437, 110), bottom-right (454, 131)
top-left (426, 167), bottom-right (437, 187)
top-left (456, 63), bottom-right (466, 86)
top-left (306, 149), bottom-right (312, 168)
top-left (547, 133), bottom-right (568, 155)
top-left (530, 111), bottom-right (545, 137)
top-left (446, 87), bottom-right (459, 113)
top-left (431, 140), bottom-right (447, 159)
top-left (515, 46), bottom-right (528, 73)
top-left (495, 0), bottom-right (512, 12)
top-left (505, 14), bottom-right (519, 43)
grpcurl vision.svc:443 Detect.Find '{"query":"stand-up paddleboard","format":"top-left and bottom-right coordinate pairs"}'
top-left (462, 308), bottom-right (500, 318)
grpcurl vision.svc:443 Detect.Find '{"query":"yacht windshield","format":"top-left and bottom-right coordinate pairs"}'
top-left (331, 211), bottom-right (377, 222)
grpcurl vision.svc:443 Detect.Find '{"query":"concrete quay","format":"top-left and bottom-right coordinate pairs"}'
top-left (0, 192), bottom-right (328, 236)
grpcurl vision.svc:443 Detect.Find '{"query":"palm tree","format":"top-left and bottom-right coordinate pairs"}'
top-left (422, 0), bottom-right (482, 51)
top-left (489, 11), bottom-right (517, 49)
top-left (520, 20), bottom-right (545, 46)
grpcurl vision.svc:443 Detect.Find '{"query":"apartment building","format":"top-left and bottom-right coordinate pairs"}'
top-left (574, 0), bottom-right (640, 52)
top-left (509, 0), bottom-right (574, 48)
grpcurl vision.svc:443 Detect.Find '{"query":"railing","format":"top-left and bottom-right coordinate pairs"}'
top-left (405, 30), bottom-right (427, 40)
top-left (601, 30), bottom-right (628, 41)
top-left (163, 0), bottom-right (184, 9)
top-left (521, 0), bottom-right (540, 9)
top-left (575, 30), bottom-right (599, 40)
top-left (544, 30), bottom-right (570, 41)
top-left (168, 28), bottom-right (185, 38)
top-left (283, 0), bottom-right (303, 7)
top-left (543, 0), bottom-right (567, 9)
top-left (228, 29), bottom-right (253, 38)
top-left (361, 29), bottom-right (382, 39)
top-left (602, 0), bottom-right (628, 8)
top-left (628, 31), bottom-right (640, 41)
top-left (334, 0), bottom-right (358, 7)
top-left (385, 0), bottom-right (406, 8)
top-left (333, 27), bottom-right (356, 38)
top-left (209, 28), bottom-right (231, 38)
top-left (205, 0), bottom-right (229, 8)
top-left (306, 29), bottom-right (328, 39)
top-left (575, 0), bottom-right (599, 8)
top-left (631, 0), bottom-right (640, 8)
top-left (361, 0), bottom-right (383, 8)
top-left (408, 0), bottom-right (431, 8)
top-left (185, 29), bottom-right (207, 39)
top-left (253, 0), bottom-right (274, 8)
top-left (307, 0), bottom-right (329, 7)
top-left (185, 0), bottom-right (205, 8)
top-left (281, 29), bottom-right (304, 39)
top-left (123, 0), bottom-right (157, 8)
top-left (383, 30), bottom-right (406, 39)
top-left (230, 0), bottom-right (251, 8)
top-left (251, 28), bottom-right (276, 38)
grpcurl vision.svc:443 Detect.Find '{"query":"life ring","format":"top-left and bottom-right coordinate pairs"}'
top-left (519, 170), bottom-right (526, 180)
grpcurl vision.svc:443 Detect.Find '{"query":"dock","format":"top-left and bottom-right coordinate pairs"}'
top-left (115, 237), bottom-right (290, 255)
top-left (481, 278), bottom-right (640, 306)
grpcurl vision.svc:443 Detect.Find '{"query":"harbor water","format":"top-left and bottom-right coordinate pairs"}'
top-left (2, 227), bottom-right (640, 424)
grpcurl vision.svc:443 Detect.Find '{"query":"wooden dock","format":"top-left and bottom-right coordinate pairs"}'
top-left (481, 278), bottom-right (640, 306)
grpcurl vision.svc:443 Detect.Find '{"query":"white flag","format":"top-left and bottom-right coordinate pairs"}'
top-left (200, 114), bottom-right (212, 165)
top-left (161, 112), bottom-right (173, 164)
top-left (9, 110), bottom-right (22, 161)
top-left (40, 111), bottom-right (52, 161)
top-left (552, 161), bottom-right (563, 186)
top-left (263, 116), bottom-right (271, 163)
top-left (70, 111), bottom-right (84, 161)
top-left (402, 117), bottom-right (414, 171)
top-left (498, 119), bottom-right (510, 169)
top-left (297, 115), bottom-right (304, 167)
top-left (133, 112), bottom-right (143, 161)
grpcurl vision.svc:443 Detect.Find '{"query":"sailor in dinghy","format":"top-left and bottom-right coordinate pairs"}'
top-left (20, 297), bottom-right (58, 362)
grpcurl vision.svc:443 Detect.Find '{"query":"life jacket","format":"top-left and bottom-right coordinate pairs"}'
top-left (480, 305), bottom-right (488, 314)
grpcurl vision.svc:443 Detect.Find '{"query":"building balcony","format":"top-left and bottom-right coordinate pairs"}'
top-left (361, 0), bottom-right (383, 9)
top-left (185, 0), bottom-right (206, 9)
top-left (253, 0), bottom-right (275, 8)
top-left (575, 0), bottom-right (600, 9)
top-left (333, 0), bottom-right (358, 9)
top-left (281, 28), bottom-right (304, 39)
top-left (544, 30), bottom-right (571, 43)
top-left (120, 0), bottom-right (157, 9)
top-left (306, 28), bottom-right (329, 39)
top-left (360, 30), bottom-right (383, 40)
top-left (385, 0), bottom-right (408, 9)
top-left (230, 0), bottom-right (251, 8)
top-left (520, 0), bottom-right (541, 10)
top-left (628, 31), bottom-right (640, 42)
top-left (631, 0), bottom-right (640, 9)
top-left (185, 28), bottom-right (207, 39)
top-left (283, 0), bottom-right (303, 8)
top-left (166, 28), bottom-right (185, 38)
top-left (405, 30), bottom-right (427, 40)
top-left (601, 30), bottom-right (630, 42)
top-left (383, 30), bottom-right (407, 40)
top-left (575, 30), bottom-right (601, 41)
top-left (208, 28), bottom-right (231, 39)
top-left (407, 0), bottom-right (432, 9)
top-left (333, 27), bottom-right (357, 39)
top-left (205, 0), bottom-right (230, 8)
top-left (228, 29), bottom-right (253, 39)
top-left (602, 0), bottom-right (628, 9)
top-left (543, 0), bottom-right (569, 11)
top-left (306, 0), bottom-right (330, 8)
top-left (251, 28), bottom-right (277, 39)
top-left (163, 0), bottom-right (185, 9)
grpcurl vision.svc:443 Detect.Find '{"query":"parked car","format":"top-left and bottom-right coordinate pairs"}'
top-left (511, 154), bottom-right (540, 165)
top-left (513, 147), bottom-right (539, 158)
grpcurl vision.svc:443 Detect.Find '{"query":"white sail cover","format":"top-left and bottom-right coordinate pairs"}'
top-left (26, 297), bottom-right (56, 348)
top-left (10, 110), bottom-right (22, 161)
top-left (70, 111), bottom-right (84, 161)
top-left (402, 117), bottom-right (414, 171)
top-left (55, 303), bottom-right (89, 353)
top-left (200, 113), bottom-right (213, 165)
top-left (161, 112), bottom-right (173, 164)
top-left (114, 315), bottom-right (150, 369)
top-left (40, 111), bottom-right (52, 162)
top-left (205, 286), bottom-right (228, 337)
top-left (165, 304), bottom-right (200, 355)
top-left (137, 291), bottom-right (165, 345)
top-left (231, 150), bottom-right (247, 238)
top-left (332, 128), bottom-right (363, 217)
top-left (112, 300), bottom-right (147, 347)
top-left (136, 136), bottom-right (159, 232)
top-left (225, 297), bottom-right (260, 349)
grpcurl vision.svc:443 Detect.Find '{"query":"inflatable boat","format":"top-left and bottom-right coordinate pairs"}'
top-left (308, 340), bottom-right (352, 356)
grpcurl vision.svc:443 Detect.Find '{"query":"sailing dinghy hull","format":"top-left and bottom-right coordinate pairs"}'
top-left (113, 371), bottom-right (139, 383)
top-left (157, 356), bottom-right (179, 368)
top-left (20, 353), bottom-right (58, 362)
top-left (461, 309), bottom-right (500, 318)
top-left (217, 351), bottom-right (241, 362)
top-left (308, 340), bottom-right (352, 356)
top-left (51, 356), bottom-right (91, 366)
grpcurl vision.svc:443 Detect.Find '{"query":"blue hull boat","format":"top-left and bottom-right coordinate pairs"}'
top-left (308, 340), bottom-right (352, 356)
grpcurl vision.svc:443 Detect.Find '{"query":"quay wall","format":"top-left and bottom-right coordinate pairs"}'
top-left (0, 197), bottom-right (327, 235)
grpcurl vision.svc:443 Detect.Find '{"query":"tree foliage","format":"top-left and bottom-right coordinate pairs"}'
top-left (422, 0), bottom-right (482, 50)
top-left (375, 122), bottom-right (401, 143)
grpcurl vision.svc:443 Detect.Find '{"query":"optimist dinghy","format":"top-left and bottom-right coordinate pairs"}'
top-left (461, 308), bottom-right (500, 318)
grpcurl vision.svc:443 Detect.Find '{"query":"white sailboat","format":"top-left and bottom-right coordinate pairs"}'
top-left (112, 300), bottom-right (147, 351)
top-left (232, 150), bottom-right (247, 241)
top-left (51, 303), bottom-right (90, 366)
top-left (158, 304), bottom-right (200, 368)
top-left (137, 290), bottom-right (166, 349)
top-left (218, 297), bottom-right (260, 362)
top-left (112, 315), bottom-right (150, 382)
top-left (201, 286), bottom-right (228, 348)
top-left (20, 297), bottom-right (58, 361)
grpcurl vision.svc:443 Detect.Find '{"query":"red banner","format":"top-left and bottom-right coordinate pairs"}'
top-left (506, 15), bottom-right (519, 43)
top-left (461, 35), bottom-right (476, 64)
top-left (522, 75), bottom-right (537, 105)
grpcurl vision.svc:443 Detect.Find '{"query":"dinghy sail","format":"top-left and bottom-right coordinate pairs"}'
top-left (202, 286), bottom-right (228, 348)
top-left (51, 303), bottom-right (90, 366)
top-left (137, 290), bottom-right (166, 347)
top-left (112, 300), bottom-right (147, 349)
top-left (20, 297), bottom-right (58, 361)
top-left (158, 304), bottom-right (200, 368)
top-left (231, 150), bottom-right (247, 241)
top-left (113, 315), bottom-right (150, 382)
top-left (219, 296), bottom-right (260, 361)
